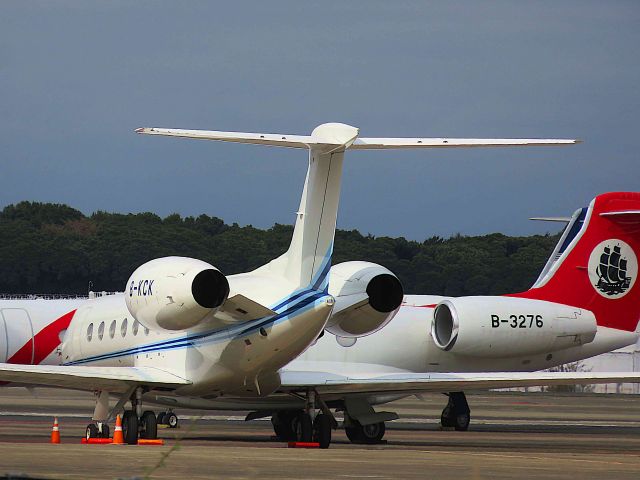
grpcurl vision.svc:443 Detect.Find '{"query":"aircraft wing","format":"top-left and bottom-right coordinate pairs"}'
top-left (0, 363), bottom-right (190, 392)
top-left (279, 369), bottom-right (640, 395)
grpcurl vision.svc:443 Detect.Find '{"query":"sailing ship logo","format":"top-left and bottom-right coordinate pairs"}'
top-left (588, 239), bottom-right (637, 299)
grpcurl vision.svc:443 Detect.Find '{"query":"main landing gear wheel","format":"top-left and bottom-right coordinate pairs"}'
top-left (122, 410), bottom-right (139, 445)
top-left (140, 410), bottom-right (158, 439)
top-left (440, 392), bottom-right (470, 431)
top-left (292, 411), bottom-right (313, 442)
top-left (156, 412), bottom-right (166, 425)
top-left (85, 424), bottom-right (98, 440)
top-left (271, 411), bottom-right (296, 441)
top-left (313, 413), bottom-right (332, 449)
top-left (345, 417), bottom-right (386, 444)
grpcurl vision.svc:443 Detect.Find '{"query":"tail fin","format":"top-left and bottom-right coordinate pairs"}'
top-left (137, 123), bottom-right (578, 292)
top-left (513, 192), bottom-right (640, 332)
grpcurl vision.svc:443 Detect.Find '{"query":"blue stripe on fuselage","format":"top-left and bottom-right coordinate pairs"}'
top-left (65, 290), bottom-right (329, 366)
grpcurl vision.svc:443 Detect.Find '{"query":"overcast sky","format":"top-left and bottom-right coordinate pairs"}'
top-left (1, 1), bottom-right (639, 240)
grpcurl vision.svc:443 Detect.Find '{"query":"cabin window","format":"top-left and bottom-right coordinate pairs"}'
top-left (87, 323), bottom-right (94, 342)
top-left (109, 320), bottom-right (116, 339)
top-left (98, 321), bottom-right (105, 341)
top-left (132, 320), bottom-right (139, 336)
top-left (121, 318), bottom-right (128, 337)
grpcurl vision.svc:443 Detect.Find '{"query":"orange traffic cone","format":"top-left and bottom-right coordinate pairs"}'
top-left (50, 417), bottom-right (61, 444)
top-left (112, 414), bottom-right (124, 445)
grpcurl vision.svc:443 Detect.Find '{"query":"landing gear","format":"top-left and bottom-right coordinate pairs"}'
top-left (140, 410), bottom-right (158, 439)
top-left (165, 411), bottom-right (179, 429)
top-left (344, 416), bottom-right (386, 444)
top-left (122, 410), bottom-right (139, 444)
top-left (85, 423), bottom-right (110, 440)
top-left (86, 390), bottom-right (111, 440)
top-left (292, 411), bottom-right (313, 442)
top-left (86, 387), bottom-right (163, 443)
top-left (271, 411), bottom-right (296, 441)
top-left (157, 410), bottom-right (179, 428)
top-left (313, 413), bottom-right (332, 449)
top-left (271, 391), bottom-right (336, 448)
top-left (440, 392), bottom-right (470, 431)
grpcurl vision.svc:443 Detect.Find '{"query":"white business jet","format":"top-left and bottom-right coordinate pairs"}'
top-left (4, 123), bottom-right (620, 448)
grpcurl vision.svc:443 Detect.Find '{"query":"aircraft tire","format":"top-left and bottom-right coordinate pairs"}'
top-left (166, 412), bottom-right (179, 429)
top-left (100, 424), bottom-right (110, 439)
top-left (344, 418), bottom-right (385, 444)
top-left (454, 412), bottom-right (470, 431)
top-left (360, 421), bottom-right (386, 444)
top-left (156, 412), bottom-right (166, 425)
top-left (313, 414), bottom-right (332, 449)
top-left (140, 410), bottom-right (158, 439)
top-left (122, 411), bottom-right (139, 445)
top-left (293, 412), bottom-right (313, 442)
top-left (344, 425), bottom-right (361, 443)
top-left (440, 405), bottom-right (455, 428)
top-left (272, 411), bottom-right (296, 441)
top-left (86, 423), bottom-right (98, 440)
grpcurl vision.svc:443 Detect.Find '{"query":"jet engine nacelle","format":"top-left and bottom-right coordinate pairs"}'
top-left (325, 261), bottom-right (404, 338)
top-left (431, 296), bottom-right (597, 358)
top-left (125, 256), bottom-right (230, 331)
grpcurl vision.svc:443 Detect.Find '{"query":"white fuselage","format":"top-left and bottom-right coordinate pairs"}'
top-left (295, 295), bottom-right (638, 374)
top-left (0, 283), bottom-right (334, 398)
top-left (2, 293), bottom-right (636, 408)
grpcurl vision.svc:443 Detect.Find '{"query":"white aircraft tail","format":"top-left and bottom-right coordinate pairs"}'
top-left (137, 123), bottom-right (578, 291)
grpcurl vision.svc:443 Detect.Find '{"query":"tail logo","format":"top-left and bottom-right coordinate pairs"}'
top-left (588, 239), bottom-right (637, 299)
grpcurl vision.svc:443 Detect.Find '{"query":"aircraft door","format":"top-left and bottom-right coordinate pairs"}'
top-left (2, 309), bottom-right (34, 364)
top-left (0, 316), bottom-right (7, 362)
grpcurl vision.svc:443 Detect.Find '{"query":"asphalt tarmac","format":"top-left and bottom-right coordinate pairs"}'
top-left (1, 387), bottom-right (640, 479)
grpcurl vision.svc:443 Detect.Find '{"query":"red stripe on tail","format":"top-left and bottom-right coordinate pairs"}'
top-left (511, 192), bottom-right (640, 332)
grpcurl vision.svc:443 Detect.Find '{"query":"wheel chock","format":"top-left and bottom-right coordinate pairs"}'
top-left (137, 438), bottom-right (165, 445)
top-left (288, 442), bottom-right (320, 448)
top-left (81, 437), bottom-right (114, 444)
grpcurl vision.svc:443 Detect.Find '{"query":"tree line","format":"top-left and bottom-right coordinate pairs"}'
top-left (0, 201), bottom-right (561, 296)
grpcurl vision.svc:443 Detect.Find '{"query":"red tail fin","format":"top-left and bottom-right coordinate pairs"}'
top-left (512, 192), bottom-right (640, 332)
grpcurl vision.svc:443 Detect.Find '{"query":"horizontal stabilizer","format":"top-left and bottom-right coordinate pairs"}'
top-left (136, 127), bottom-right (322, 149)
top-left (350, 137), bottom-right (580, 149)
top-left (136, 126), bottom-right (580, 151)
top-left (529, 217), bottom-right (572, 223)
